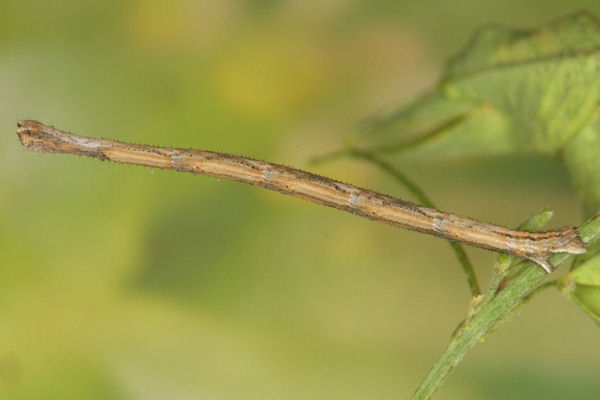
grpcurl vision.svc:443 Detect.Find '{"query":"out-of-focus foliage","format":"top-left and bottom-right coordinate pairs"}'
top-left (353, 13), bottom-right (600, 210)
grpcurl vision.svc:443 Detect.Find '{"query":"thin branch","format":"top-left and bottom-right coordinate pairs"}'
top-left (16, 120), bottom-right (586, 274)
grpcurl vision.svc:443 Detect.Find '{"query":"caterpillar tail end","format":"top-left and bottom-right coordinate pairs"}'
top-left (528, 226), bottom-right (586, 274)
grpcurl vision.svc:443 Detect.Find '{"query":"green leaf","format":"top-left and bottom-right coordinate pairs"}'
top-left (349, 12), bottom-right (600, 207)
top-left (570, 284), bottom-right (600, 326)
top-left (515, 208), bottom-right (555, 232)
top-left (357, 101), bottom-right (516, 161)
top-left (358, 91), bottom-right (474, 138)
top-left (442, 12), bottom-right (600, 154)
top-left (564, 112), bottom-right (600, 214)
top-left (568, 253), bottom-right (600, 286)
top-left (564, 223), bottom-right (600, 325)
top-left (444, 12), bottom-right (600, 80)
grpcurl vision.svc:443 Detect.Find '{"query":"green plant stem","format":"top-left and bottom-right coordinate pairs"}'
top-left (411, 215), bottom-right (600, 399)
top-left (348, 148), bottom-right (481, 296)
top-left (412, 266), bottom-right (545, 399)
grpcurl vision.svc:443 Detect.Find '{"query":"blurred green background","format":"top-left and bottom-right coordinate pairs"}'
top-left (2, 1), bottom-right (600, 399)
